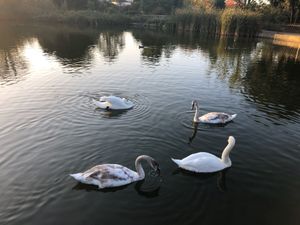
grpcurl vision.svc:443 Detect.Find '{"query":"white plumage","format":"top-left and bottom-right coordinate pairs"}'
top-left (93, 96), bottom-right (134, 110)
top-left (192, 100), bottom-right (237, 124)
top-left (70, 155), bottom-right (159, 189)
top-left (172, 136), bottom-right (236, 173)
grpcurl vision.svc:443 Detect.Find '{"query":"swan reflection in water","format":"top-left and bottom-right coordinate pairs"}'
top-left (188, 121), bottom-right (233, 145)
top-left (172, 169), bottom-right (229, 192)
top-left (101, 109), bottom-right (129, 118)
top-left (188, 122), bottom-right (199, 144)
top-left (72, 179), bottom-right (161, 198)
top-left (94, 106), bottom-right (130, 118)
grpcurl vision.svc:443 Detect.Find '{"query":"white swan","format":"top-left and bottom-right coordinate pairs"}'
top-left (70, 155), bottom-right (160, 189)
top-left (93, 96), bottom-right (134, 110)
top-left (171, 136), bottom-right (236, 173)
top-left (192, 100), bottom-right (237, 124)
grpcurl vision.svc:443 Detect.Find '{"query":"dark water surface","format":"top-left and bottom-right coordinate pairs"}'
top-left (0, 23), bottom-right (300, 225)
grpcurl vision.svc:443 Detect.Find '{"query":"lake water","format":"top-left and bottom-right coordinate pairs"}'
top-left (0, 23), bottom-right (299, 225)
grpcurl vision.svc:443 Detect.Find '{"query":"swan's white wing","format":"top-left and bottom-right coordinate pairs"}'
top-left (199, 112), bottom-right (230, 123)
top-left (181, 152), bottom-right (216, 161)
top-left (82, 164), bottom-right (139, 188)
top-left (180, 153), bottom-right (226, 173)
top-left (103, 96), bottom-right (134, 110)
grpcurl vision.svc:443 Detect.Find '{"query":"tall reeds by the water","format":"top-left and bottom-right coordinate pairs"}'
top-left (167, 8), bottom-right (261, 38)
top-left (220, 9), bottom-right (261, 38)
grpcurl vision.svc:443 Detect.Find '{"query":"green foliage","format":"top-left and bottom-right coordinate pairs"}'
top-left (0, 0), bottom-right (57, 19)
top-left (36, 10), bottom-right (132, 26)
top-left (259, 5), bottom-right (290, 24)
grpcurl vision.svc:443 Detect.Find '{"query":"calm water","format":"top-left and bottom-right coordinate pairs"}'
top-left (0, 23), bottom-right (300, 225)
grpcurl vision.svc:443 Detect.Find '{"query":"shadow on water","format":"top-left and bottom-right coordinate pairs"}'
top-left (187, 121), bottom-right (233, 144)
top-left (72, 182), bottom-right (127, 192)
top-left (172, 168), bottom-right (229, 192)
top-left (188, 122), bottom-right (199, 144)
top-left (94, 107), bottom-right (130, 118)
top-left (0, 23), bottom-right (30, 83)
top-left (72, 179), bottom-right (160, 198)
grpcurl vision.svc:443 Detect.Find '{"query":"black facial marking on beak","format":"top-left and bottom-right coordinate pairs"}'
top-left (156, 166), bottom-right (161, 176)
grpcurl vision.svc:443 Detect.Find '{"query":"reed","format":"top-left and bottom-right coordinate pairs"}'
top-left (220, 8), bottom-right (261, 38)
top-left (167, 8), bottom-right (261, 38)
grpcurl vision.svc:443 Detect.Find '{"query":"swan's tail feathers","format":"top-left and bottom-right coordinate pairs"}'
top-left (171, 158), bottom-right (182, 167)
top-left (231, 114), bottom-right (237, 120)
top-left (70, 173), bottom-right (84, 182)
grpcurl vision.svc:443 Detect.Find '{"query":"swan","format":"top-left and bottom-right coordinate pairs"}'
top-left (70, 155), bottom-right (160, 189)
top-left (93, 96), bottom-right (134, 110)
top-left (171, 136), bottom-right (236, 173)
top-left (191, 100), bottom-right (237, 124)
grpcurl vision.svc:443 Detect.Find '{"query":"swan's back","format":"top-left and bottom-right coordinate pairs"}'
top-left (71, 164), bottom-right (139, 188)
top-left (199, 112), bottom-right (235, 124)
top-left (101, 96), bottom-right (133, 109)
top-left (173, 152), bottom-right (227, 173)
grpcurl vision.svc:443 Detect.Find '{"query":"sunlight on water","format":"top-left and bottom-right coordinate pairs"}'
top-left (23, 39), bottom-right (55, 70)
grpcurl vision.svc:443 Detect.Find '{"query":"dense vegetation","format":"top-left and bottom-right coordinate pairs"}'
top-left (0, 0), bottom-right (299, 36)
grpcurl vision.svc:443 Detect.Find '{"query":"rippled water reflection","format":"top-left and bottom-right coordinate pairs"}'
top-left (0, 23), bottom-right (299, 225)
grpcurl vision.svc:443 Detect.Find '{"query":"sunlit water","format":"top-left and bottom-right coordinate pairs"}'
top-left (0, 23), bottom-right (300, 225)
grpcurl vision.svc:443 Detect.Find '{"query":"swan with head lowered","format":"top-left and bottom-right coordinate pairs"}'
top-left (172, 136), bottom-right (236, 173)
top-left (70, 155), bottom-right (160, 189)
top-left (191, 100), bottom-right (236, 124)
top-left (93, 96), bottom-right (134, 110)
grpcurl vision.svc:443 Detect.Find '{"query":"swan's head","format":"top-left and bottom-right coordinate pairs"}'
top-left (191, 100), bottom-right (198, 110)
top-left (136, 155), bottom-right (160, 175)
top-left (150, 159), bottom-right (160, 175)
top-left (228, 136), bottom-right (235, 146)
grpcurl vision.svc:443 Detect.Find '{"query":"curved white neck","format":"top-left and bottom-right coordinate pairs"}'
top-left (193, 102), bottom-right (200, 122)
top-left (221, 141), bottom-right (235, 166)
top-left (135, 156), bottom-right (146, 179)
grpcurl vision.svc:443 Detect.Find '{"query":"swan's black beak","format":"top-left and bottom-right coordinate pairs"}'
top-left (155, 166), bottom-right (161, 176)
top-left (191, 102), bottom-right (195, 110)
top-left (151, 160), bottom-right (160, 176)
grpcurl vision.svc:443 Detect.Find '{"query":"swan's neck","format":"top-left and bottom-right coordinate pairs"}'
top-left (135, 157), bottom-right (145, 179)
top-left (193, 102), bottom-right (200, 122)
top-left (221, 141), bottom-right (235, 166)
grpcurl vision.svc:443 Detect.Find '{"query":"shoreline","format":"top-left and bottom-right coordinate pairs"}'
top-left (259, 30), bottom-right (300, 49)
